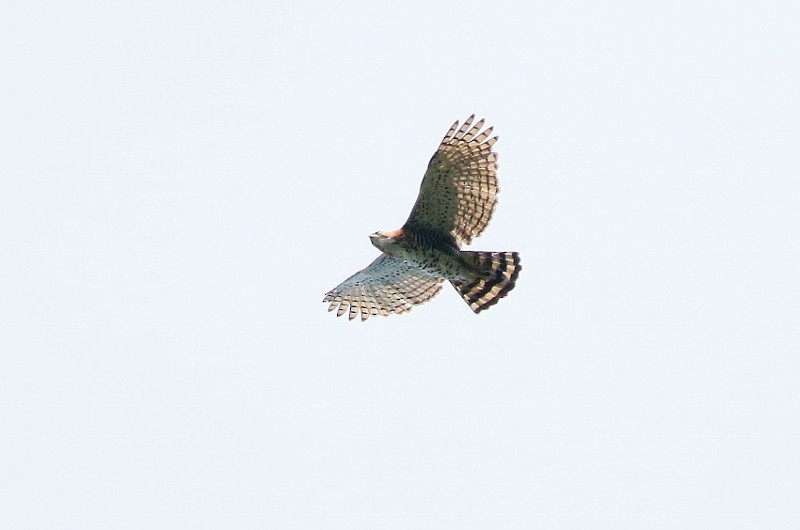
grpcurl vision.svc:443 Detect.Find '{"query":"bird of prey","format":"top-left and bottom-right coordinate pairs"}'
top-left (323, 115), bottom-right (521, 321)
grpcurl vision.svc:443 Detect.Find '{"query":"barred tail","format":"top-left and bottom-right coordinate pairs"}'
top-left (451, 251), bottom-right (521, 314)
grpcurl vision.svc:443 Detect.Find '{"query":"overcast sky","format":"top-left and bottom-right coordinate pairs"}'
top-left (2, 1), bottom-right (799, 528)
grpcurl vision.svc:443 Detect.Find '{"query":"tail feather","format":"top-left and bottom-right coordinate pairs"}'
top-left (451, 251), bottom-right (521, 313)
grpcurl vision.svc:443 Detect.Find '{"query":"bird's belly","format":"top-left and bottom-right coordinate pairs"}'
top-left (403, 250), bottom-right (471, 281)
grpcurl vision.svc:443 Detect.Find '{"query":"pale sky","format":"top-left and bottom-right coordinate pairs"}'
top-left (2, 1), bottom-right (799, 528)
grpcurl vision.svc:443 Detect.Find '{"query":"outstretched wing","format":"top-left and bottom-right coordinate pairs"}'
top-left (404, 115), bottom-right (499, 246)
top-left (323, 255), bottom-right (444, 321)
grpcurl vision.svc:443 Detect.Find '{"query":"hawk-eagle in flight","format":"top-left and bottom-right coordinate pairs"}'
top-left (323, 115), bottom-right (521, 321)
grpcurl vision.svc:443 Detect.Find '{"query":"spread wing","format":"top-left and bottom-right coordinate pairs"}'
top-left (404, 115), bottom-right (499, 246)
top-left (323, 255), bottom-right (444, 321)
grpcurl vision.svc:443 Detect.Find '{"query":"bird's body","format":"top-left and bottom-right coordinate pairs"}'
top-left (324, 115), bottom-right (521, 321)
top-left (371, 225), bottom-right (470, 281)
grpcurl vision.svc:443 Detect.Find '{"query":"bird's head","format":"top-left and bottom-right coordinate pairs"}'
top-left (369, 229), bottom-right (404, 253)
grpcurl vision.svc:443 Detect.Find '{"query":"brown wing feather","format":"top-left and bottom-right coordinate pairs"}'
top-left (404, 115), bottom-right (499, 246)
top-left (323, 255), bottom-right (444, 321)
